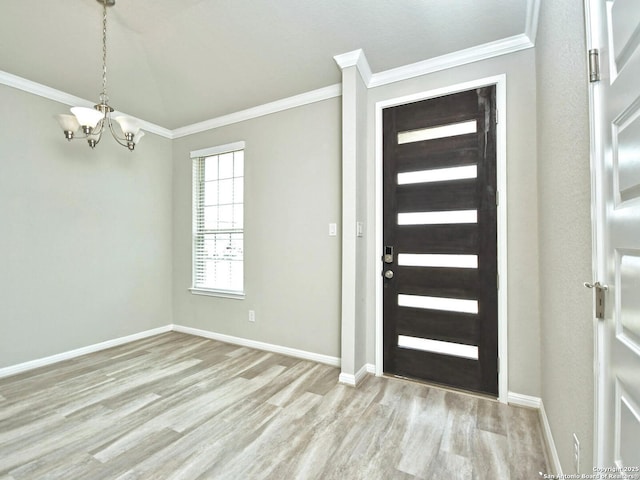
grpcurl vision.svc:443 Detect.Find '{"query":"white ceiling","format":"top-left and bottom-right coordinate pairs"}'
top-left (0, 0), bottom-right (531, 131)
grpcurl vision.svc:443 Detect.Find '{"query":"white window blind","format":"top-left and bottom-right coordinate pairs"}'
top-left (191, 143), bottom-right (244, 296)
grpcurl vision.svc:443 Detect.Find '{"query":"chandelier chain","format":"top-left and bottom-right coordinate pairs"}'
top-left (102, 0), bottom-right (108, 101)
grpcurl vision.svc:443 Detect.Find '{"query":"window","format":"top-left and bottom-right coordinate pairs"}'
top-left (190, 142), bottom-right (244, 297)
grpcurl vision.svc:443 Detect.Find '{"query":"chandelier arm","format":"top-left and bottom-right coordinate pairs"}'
top-left (107, 117), bottom-right (128, 143)
top-left (68, 132), bottom-right (90, 140)
top-left (92, 117), bottom-right (106, 137)
top-left (107, 118), bottom-right (134, 149)
top-left (87, 123), bottom-right (105, 148)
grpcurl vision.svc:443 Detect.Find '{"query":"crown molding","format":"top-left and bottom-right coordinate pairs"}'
top-left (172, 83), bottom-right (342, 139)
top-left (525, 0), bottom-right (541, 45)
top-left (368, 33), bottom-right (534, 88)
top-left (3, 2), bottom-right (541, 140)
top-left (0, 70), bottom-right (173, 139)
top-left (333, 49), bottom-right (373, 85)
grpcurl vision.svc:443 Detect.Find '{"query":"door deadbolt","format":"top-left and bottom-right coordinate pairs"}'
top-left (384, 270), bottom-right (394, 279)
top-left (384, 246), bottom-right (394, 264)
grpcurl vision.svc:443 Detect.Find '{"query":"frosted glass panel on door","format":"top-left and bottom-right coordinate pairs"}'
top-left (398, 210), bottom-right (477, 225)
top-left (397, 165), bottom-right (477, 185)
top-left (398, 293), bottom-right (478, 314)
top-left (397, 120), bottom-right (477, 145)
top-left (398, 335), bottom-right (479, 360)
top-left (398, 253), bottom-right (478, 269)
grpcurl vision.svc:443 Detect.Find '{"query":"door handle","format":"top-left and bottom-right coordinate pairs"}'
top-left (584, 281), bottom-right (608, 319)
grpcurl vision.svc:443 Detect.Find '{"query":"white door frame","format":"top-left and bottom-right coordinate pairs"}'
top-left (584, 0), bottom-right (606, 465)
top-left (373, 74), bottom-right (509, 402)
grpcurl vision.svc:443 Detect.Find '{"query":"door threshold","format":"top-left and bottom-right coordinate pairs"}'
top-left (382, 373), bottom-right (499, 402)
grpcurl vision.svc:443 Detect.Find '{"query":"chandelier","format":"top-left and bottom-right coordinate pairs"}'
top-left (55, 0), bottom-right (144, 151)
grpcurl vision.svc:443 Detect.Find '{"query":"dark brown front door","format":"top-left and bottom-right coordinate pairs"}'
top-left (382, 86), bottom-right (498, 396)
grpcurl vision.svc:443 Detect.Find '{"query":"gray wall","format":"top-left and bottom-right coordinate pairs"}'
top-left (536, 0), bottom-right (594, 474)
top-left (172, 99), bottom-right (342, 359)
top-left (2, 25), bottom-right (594, 475)
top-left (2, 47), bottom-right (546, 407)
top-left (365, 49), bottom-right (541, 397)
top-left (0, 84), bottom-right (173, 368)
top-left (171, 48), bottom-right (544, 402)
top-left (0, 18), bottom-right (597, 471)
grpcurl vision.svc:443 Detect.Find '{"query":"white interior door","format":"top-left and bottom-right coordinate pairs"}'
top-left (586, 0), bottom-right (640, 470)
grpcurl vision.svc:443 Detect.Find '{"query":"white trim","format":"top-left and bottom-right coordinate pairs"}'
top-left (190, 141), bottom-right (246, 159)
top-left (333, 50), bottom-right (364, 69)
top-left (540, 399), bottom-right (564, 476)
top-left (495, 76), bottom-right (509, 402)
top-left (507, 392), bottom-right (562, 475)
top-left (0, 70), bottom-right (173, 139)
top-left (525, 0), bottom-right (542, 45)
top-left (585, 0), bottom-right (607, 469)
top-left (0, 325), bottom-right (173, 379)
top-left (374, 75), bottom-right (509, 403)
top-left (172, 84), bottom-right (342, 138)
top-left (172, 324), bottom-right (341, 367)
top-left (338, 363), bottom-right (372, 387)
top-left (368, 35), bottom-right (532, 89)
top-left (333, 49), bottom-right (373, 86)
top-left (507, 391), bottom-right (542, 409)
top-left (0, 324), bottom-right (340, 380)
top-left (2, 22), bottom-right (541, 142)
top-left (188, 288), bottom-right (245, 300)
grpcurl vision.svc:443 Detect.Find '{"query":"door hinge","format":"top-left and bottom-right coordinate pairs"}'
top-left (495, 109), bottom-right (499, 124)
top-left (589, 49), bottom-right (600, 83)
top-left (497, 356), bottom-right (500, 373)
top-left (497, 273), bottom-right (500, 290)
top-left (496, 190), bottom-right (499, 207)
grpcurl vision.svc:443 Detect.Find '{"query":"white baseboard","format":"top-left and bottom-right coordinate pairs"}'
top-left (508, 391), bottom-right (542, 409)
top-left (338, 363), bottom-right (375, 387)
top-left (172, 324), bottom-right (341, 367)
top-left (508, 392), bottom-right (562, 476)
top-left (539, 399), bottom-right (563, 476)
top-left (0, 325), bottom-right (173, 379)
top-left (0, 324), bottom-right (341, 379)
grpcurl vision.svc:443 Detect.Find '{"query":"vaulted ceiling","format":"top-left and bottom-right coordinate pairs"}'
top-left (0, 0), bottom-right (533, 131)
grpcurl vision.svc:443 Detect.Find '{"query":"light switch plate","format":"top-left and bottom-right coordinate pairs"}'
top-left (329, 223), bottom-right (337, 236)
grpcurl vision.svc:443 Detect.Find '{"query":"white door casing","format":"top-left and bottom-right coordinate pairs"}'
top-left (586, 0), bottom-right (640, 470)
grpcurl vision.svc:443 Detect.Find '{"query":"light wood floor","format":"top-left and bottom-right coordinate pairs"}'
top-left (0, 332), bottom-right (549, 479)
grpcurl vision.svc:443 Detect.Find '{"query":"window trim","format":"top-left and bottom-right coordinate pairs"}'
top-left (188, 287), bottom-right (245, 300)
top-left (190, 141), bottom-right (245, 298)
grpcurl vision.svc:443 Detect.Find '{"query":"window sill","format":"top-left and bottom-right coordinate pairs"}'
top-left (189, 288), bottom-right (245, 300)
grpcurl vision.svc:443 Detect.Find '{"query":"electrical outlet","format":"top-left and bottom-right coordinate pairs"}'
top-left (248, 310), bottom-right (256, 323)
top-left (573, 433), bottom-right (580, 472)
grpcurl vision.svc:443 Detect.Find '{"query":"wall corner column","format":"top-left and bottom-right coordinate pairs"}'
top-left (334, 49), bottom-right (371, 386)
